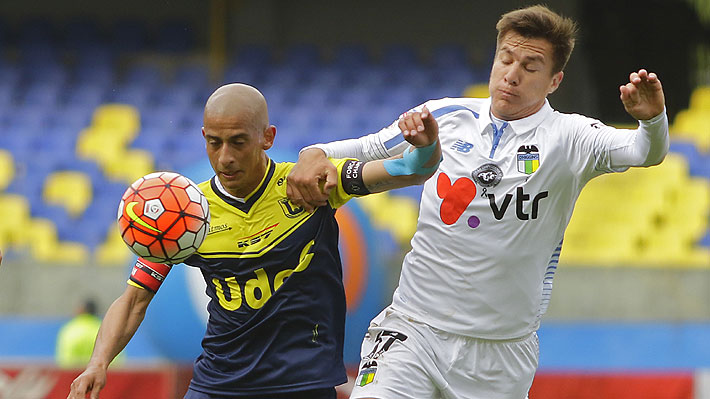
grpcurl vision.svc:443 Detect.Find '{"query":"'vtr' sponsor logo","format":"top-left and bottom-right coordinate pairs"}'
top-left (488, 187), bottom-right (548, 220)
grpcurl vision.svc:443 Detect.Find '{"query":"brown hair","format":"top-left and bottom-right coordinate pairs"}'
top-left (496, 5), bottom-right (578, 74)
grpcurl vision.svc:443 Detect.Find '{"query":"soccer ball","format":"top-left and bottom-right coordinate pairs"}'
top-left (117, 171), bottom-right (210, 264)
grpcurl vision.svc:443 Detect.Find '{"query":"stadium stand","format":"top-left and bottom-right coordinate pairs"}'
top-left (0, 18), bottom-right (707, 268)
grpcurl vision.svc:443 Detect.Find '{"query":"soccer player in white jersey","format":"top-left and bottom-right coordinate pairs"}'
top-left (286, 5), bottom-right (668, 399)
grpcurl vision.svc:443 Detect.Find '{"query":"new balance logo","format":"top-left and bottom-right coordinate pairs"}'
top-left (451, 140), bottom-right (473, 153)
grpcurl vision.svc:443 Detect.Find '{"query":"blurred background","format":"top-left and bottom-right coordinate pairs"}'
top-left (0, 0), bottom-right (708, 398)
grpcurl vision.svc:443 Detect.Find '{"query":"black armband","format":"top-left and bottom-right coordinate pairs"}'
top-left (341, 160), bottom-right (371, 195)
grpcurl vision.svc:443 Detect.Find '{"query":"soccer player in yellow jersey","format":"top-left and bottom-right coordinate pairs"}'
top-left (68, 83), bottom-right (441, 399)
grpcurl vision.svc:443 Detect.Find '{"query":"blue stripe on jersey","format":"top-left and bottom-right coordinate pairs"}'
top-left (432, 105), bottom-right (480, 119)
top-left (489, 121), bottom-right (508, 158)
top-left (384, 105), bottom-right (479, 150)
top-left (538, 240), bottom-right (563, 317)
top-left (383, 134), bottom-right (406, 150)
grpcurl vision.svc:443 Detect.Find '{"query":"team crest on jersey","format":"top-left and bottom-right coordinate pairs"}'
top-left (356, 361), bottom-right (378, 387)
top-left (278, 198), bottom-right (304, 218)
top-left (472, 163), bottom-right (503, 188)
top-left (517, 145), bottom-right (540, 174)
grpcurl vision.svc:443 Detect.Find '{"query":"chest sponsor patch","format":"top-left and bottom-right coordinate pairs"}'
top-left (517, 145), bottom-right (540, 174)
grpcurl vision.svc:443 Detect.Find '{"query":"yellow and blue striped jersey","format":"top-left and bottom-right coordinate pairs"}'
top-left (184, 157), bottom-right (356, 396)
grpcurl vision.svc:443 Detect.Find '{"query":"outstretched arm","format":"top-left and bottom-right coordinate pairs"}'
top-left (358, 106), bottom-right (441, 193)
top-left (288, 106), bottom-right (439, 210)
top-left (67, 285), bottom-right (154, 399)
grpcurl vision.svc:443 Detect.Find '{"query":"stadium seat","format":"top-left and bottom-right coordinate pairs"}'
top-left (0, 149), bottom-right (14, 191)
top-left (42, 171), bottom-right (93, 217)
top-left (689, 86), bottom-right (710, 110)
top-left (15, 217), bottom-right (58, 254)
top-left (0, 194), bottom-right (31, 248)
top-left (95, 222), bottom-right (134, 266)
top-left (430, 43), bottom-right (469, 70)
top-left (232, 44), bottom-right (273, 71)
top-left (283, 43), bottom-right (322, 69)
top-left (103, 148), bottom-right (155, 184)
top-left (76, 127), bottom-right (132, 168)
top-left (91, 104), bottom-right (141, 139)
top-left (332, 44), bottom-right (372, 71)
top-left (672, 109), bottom-right (710, 150)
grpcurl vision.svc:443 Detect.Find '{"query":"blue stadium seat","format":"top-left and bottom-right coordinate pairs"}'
top-left (283, 43), bottom-right (321, 69)
top-left (22, 83), bottom-right (61, 107)
top-left (63, 84), bottom-right (107, 108)
top-left (48, 105), bottom-right (93, 131)
top-left (109, 84), bottom-right (154, 108)
top-left (430, 44), bottom-right (469, 70)
top-left (0, 84), bottom-right (15, 107)
top-left (699, 230), bottom-right (710, 248)
top-left (73, 59), bottom-right (115, 87)
top-left (332, 44), bottom-right (372, 71)
top-left (123, 63), bottom-right (164, 89)
top-left (174, 63), bottom-right (209, 91)
top-left (232, 44), bottom-right (273, 71)
top-left (342, 65), bottom-right (387, 89)
top-left (154, 85), bottom-right (199, 109)
top-left (381, 44), bottom-right (420, 67)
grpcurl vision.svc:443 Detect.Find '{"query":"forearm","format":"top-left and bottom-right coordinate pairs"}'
top-left (360, 141), bottom-right (442, 193)
top-left (609, 110), bottom-right (669, 168)
top-left (88, 288), bottom-right (151, 369)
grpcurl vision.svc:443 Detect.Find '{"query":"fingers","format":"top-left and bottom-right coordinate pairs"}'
top-left (68, 379), bottom-right (88, 399)
top-left (286, 155), bottom-right (335, 213)
top-left (420, 105), bottom-right (438, 133)
top-left (399, 106), bottom-right (438, 147)
top-left (90, 383), bottom-right (102, 399)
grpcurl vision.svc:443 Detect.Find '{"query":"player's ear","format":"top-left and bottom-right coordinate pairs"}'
top-left (263, 125), bottom-right (276, 150)
top-left (548, 71), bottom-right (564, 94)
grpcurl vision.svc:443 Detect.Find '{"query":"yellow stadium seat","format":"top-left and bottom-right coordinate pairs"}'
top-left (95, 224), bottom-right (134, 266)
top-left (103, 149), bottom-right (155, 184)
top-left (0, 194), bottom-right (31, 247)
top-left (0, 149), bottom-right (14, 191)
top-left (14, 217), bottom-right (58, 251)
top-left (672, 109), bottom-right (710, 150)
top-left (43, 171), bottom-right (93, 217)
top-left (76, 127), bottom-right (131, 166)
top-left (36, 242), bottom-right (90, 264)
top-left (356, 193), bottom-right (420, 246)
top-left (463, 83), bottom-right (489, 98)
top-left (91, 104), bottom-right (141, 142)
top-left (689, 86), bottom-right (710, 110)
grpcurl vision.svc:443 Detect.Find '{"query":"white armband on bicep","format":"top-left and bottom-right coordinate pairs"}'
top-left (609, 110), bottom-right (669, 168)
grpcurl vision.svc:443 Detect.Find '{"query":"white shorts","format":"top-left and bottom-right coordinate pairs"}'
top-left (350, 308), bottom-right (539, 399)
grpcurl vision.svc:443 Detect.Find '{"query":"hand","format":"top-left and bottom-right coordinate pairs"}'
top-left (398, 105), bottom-right (439, 147)
top-left (0, 249), bottom-right (3, 265)
top-left (286, 148), bottom-right (337, 213)
top-left (67, 365), bottom-right (106, 399)
top-left (619, 69), bottom-right (665, 121)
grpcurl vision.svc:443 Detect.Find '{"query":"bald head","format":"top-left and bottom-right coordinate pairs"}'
top-left (204, 83), bottom-right (269, 131)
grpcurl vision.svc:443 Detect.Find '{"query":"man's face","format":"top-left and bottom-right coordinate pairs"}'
top-left (202, 114), bottom-right (274, 198)
top-left (488, 32), bottom-right (563, 120)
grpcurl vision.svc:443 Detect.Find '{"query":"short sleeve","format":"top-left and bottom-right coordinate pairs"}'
top-left (327, 157), bottom-right (358, 209)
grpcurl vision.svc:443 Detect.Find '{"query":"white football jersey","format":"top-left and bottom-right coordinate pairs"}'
top-left (315, 97), bottom-right (667, 339)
